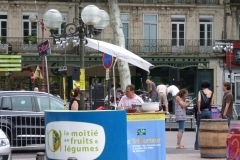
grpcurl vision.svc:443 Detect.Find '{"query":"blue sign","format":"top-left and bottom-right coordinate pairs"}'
top-left (127, 114), bottom-right (166, 160)
top-left (102, 53), bottom-right (113, 69)
top-left (45, 110), bottom-right (127, 160)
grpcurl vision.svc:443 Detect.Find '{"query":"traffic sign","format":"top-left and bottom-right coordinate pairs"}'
top-left (102, 53), bottom-right (113, 69)
top-left (30, 72), bottom-right (35, 83)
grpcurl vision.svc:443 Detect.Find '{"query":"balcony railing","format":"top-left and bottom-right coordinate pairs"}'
top-left (80, 0), bottom-right (219, 4)
top-left (0, 37), bottom-right (214, 55)
top-left (86, 39), bottom-right (214, 55)
top-left (20, 0), bottom-right (219, 4)
top-left (0, 37), bottom-right (76, 55)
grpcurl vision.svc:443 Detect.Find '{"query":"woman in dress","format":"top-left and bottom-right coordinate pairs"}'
top-left (175, 88), bottom-right (195, 149)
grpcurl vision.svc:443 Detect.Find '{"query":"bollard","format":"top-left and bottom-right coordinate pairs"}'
top-left (68, 157), bottom-right (78, 160)
top-left (36, 152), bottom-right (45, 160)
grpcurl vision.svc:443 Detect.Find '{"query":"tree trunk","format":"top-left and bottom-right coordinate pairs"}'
top-left (108, 0), bottom-right (131, 91)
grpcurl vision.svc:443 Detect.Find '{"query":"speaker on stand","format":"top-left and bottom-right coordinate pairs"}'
top-left (90, 82), bottom-right (105, 110)
top-left (72, 67), bottom-right (80, 81)
top-left (169, 68), bottom-right (180, 84)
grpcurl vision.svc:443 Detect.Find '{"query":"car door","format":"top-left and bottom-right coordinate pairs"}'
top-left (35, 96), bottom-right (65, 112)
top-left (34, 96), bottom-right (64, 145)
top-left (0, 95), bottom-right (40, 147)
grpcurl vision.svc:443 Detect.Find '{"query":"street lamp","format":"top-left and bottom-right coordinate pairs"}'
top-left (224, 43), bottom-right (234, 91)
top-left (29, 14), bottom-right (46, 92)
top-left (43, 5), bottom-right (109, 110)
top-left (213, 42), bottom-right (234, 92)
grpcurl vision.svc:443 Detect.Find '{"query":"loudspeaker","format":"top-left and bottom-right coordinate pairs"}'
top-left (91, 101), bottom-right (104, 110)
top-left (90, 84), bottom-right (105, 101)
top-left (169, 68), bottom-right (180, 82)
top-left (72, 67), bottom-right (80, 81)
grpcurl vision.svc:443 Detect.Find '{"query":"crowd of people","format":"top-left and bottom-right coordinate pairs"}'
top-left (66, 79), bottom-right (234, 150)
top-left (109, 80), bottom-right (234, 150)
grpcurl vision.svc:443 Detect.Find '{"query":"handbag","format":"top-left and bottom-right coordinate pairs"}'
top-left (200, 90), bottom-right (213, 110)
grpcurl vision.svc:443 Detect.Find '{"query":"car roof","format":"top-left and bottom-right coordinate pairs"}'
top-left (0, 91), bottom-right (61, 100)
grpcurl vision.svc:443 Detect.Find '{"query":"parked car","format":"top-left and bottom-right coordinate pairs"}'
top-left (0, 129), bottom-right (11, 160)
top-left (0, 91), bottom-right (68, 150)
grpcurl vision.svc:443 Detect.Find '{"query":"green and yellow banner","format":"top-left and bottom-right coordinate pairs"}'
top-left (0, 55), bottom-right (22, 72)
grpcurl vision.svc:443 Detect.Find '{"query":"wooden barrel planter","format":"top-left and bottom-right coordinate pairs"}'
top-left (199, 119), bottom-right (228, 158)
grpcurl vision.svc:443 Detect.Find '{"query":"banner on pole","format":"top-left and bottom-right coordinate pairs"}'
top-left (80, 69), bottom-right (85, 90)
top-left (38, 40), bottom-right (50, 57)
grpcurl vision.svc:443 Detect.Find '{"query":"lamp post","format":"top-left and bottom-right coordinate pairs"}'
top-left (224, 43), bottom-right (234, 92)
top-left (213, 42), bottom-right (234, 92)
top-left (55, 37), bottom-right (69, 110)
top-left (43, 5), bottom-right (109, 110)
top-left (29, 14), bottom-right (46, 92)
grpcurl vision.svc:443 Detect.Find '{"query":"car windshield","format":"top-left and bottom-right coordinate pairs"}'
top-left (36, 96), bottom-right (64, 111)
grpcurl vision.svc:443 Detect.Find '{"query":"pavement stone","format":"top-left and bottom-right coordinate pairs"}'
top-left (166, 131), bottom-right (226, 160)
top-left (13, 131), bottom-right (227, 160)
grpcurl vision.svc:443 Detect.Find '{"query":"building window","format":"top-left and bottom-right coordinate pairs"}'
top-left (197, 0), bottom-right (215, 4)
top-left (120, 14), bottom-right (129, 49)
top-left (54, 14), bottom-right (68, 35)
top-left (171, 15), bottom-right (185, 46)
top-left (199, 15), bottom-right (213, 46)
top-left (23, 13), bottom-right (37, 44)
top-left (143, 14), bottom-right (158, 52)
top-left (0, 13), bottom-right (8, 43)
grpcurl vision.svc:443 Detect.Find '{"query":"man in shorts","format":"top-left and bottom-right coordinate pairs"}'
top-left (167, 85), bottom-right (179, 114)
top-left (157, 83), bottom-right (169, 114)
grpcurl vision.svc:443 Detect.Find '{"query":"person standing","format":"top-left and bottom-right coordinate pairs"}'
top-left (167, 85), bottom-right (179, 114)
top-left (175, 88), bottom-right (195, 149)
top-left (220, 82), bottom-right (234, 127)
top-left (115, 84), bottom-right (121, 99)
top-left (157, 83), bottom-right (169, 114)
top-left (117, 84), bottom-right (144, 109)
top-left (194, 80), bottom-right (213, 150)
top-left (110, 84), bottom-right (114, 98)
top-left (34, 87), bottom-right (39, 92)
top-left (69, 87), bottom-right (81, 110)
top-left (146, 79), bottom-right (158, 102)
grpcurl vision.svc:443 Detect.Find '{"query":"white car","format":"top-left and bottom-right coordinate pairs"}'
top-left (0, 129), bottom-right (11, 160)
